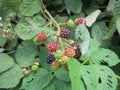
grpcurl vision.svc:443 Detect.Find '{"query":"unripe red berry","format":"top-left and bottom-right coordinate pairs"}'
top-left (64, 47), bottom-right (75, 57)
top-left (75, 18), bottom-right (86, 25)
top-left (51, 60), bottom-right (61, 70)
top-left (47, 42), bottom-right (57, 52)
top-left (37, 32), bottom-right (46, 42)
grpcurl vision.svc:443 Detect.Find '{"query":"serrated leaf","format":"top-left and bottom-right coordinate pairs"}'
top-left (103, 17), bottom-right (117, 39)
top-left (81, 65), bottom-right (118, 90)
top-left (113, 0), bottom-right (120, 16)
top-left (55, 66), bottom-right (70, 82)
top-left (116, 17), bottom-right (120, 34)
top-left (68, 59), bottom-right (118, 90)
top-left (81, 39), bottom-right (100, 61)
top-left (15, 41), bottom-right (38, 67)
top-left (68, 58), bottom-right (85, 90)
top-left (75, 24), bottom-right (91, 55)
top-left (91, 21), bottom-right (108, 41)
top-left (20, 68), bottom-right (53, 90)
top-left (43, 83), bottom-right (55, 90)
top-left (85, 10), bottom-right (101, 27)
top-left (39, 45), bottom-right (52, 70)
top-left (64, 0), bottom-right (82, 14)
top-left (54, 79), bottom-right (71, 90)
top-left (19, 0), bottom-right (41, 16)
top-left (91, 48), bottom-right (120, 66)
top-left (0, 64), bottom-right (23, 88)
top-left (15, 16), bottom-right (46, 40)
top-left (0, 53), bottom-right (14, 73)
top-left (91, 21), bottom-right (111, 47)
top-left (3, 0), bottom-right (22, 11)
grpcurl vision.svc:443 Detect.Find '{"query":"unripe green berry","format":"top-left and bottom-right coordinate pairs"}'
top-left (31, 65), bottom-right (38, 71)
top-left (54, 51), bottom-right (63, 59)
top-left (67, 19), bottom-right (75, 27)
top-left (33, 37), bottom-right (39, 43)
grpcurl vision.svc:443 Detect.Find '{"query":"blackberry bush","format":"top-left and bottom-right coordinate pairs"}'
top-left (0, 0), bottom-right (120, 90)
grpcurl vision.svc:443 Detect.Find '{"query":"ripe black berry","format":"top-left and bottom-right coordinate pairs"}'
top-left (46, 53), bottom-right (55, 64)
top-left (74, 48), bottom-right (81, 59)
top-left (72, 42), bottom-right (80, 49)
top-left (60, 28), bottom-right (70, 39)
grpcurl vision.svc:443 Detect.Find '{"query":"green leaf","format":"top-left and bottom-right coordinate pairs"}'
top-left (75, 24), bottom-right (91, 55)
top-left (113, 0), bottom-right (120, 16)
top-left (54, 79), bottom-right (71, 90)
top-left (81, 39), bottom-right (100, 61)
top-left (103, 17), bottom-right (117, 39)
top-left (0, 35), bottom-right (7, 47)
top-left (0, 64), bottom-right (23, 88)
top-left (0, 53), bottom-right (14, 73)
top-left (64, 0), bottom-right (82, 14)
top-left (39, 45), bottom-right (52, 70)
top-left (19, 0), bottom-right (41, 16)
top-left (55, 66), bottom-right (70, 82)
top-left (3, 0), bottom-right (22, 12)
top-left (20, 68), bottom-right (53, 90)
top-left (91, 21), bottom-right (111, 47)
top-left (90, 48), bottom-right (120, 66)
top-left (91, 21), bottom-right (108, 42)
top-left (15, 41), bottom-right (38, 67)
top-left (15, 16), bottom-right (46, 40)
top-left (68, 59), bottom-right (118, 90)
top-left (116, 17), bottom-right (120, 34)
top-left (68, 58), bottom-right (85, 90)
top-left (43, 83), bottom-right (55, 90)
top-left (80, 64), bottom-right (118, 90)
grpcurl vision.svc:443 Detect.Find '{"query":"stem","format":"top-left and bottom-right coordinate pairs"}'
top-left (40, 0), bottom-right (60, 33)
top-left (40, 0), bottom-right (64, 51)
top-left (82, 59), bottom-right (89, 65)
top-left (59, 37), bottom-right (64, 51)
top-left (47, 32), bottom-right (56, 37)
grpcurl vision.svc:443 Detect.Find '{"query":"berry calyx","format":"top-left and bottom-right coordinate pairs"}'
top-left (64, 47), bottom-right (75, 57)
top-left (46, 53), bottom-right (55, 64)
top-left (59, 56), bottom-right (69, 64)
top-left (37, 32), bottom-right (46, 42)
top-left (67, 19), bottom-right (75, 27)
top-left (54, 51), bottom-right (63, 59)
top-left (75, 18), bottom-right (86, 25)
top-left (60, 27), bottom-right (70, 39)
top-left (31, 65), bottom-right (38, 71)
top-left (47, 42), bottom-right (57, 52)
top-left (51, 60), bottom-right (61, 70)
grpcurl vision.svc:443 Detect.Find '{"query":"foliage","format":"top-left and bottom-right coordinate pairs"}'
top-left (0, 0), bottom-right (120, 90)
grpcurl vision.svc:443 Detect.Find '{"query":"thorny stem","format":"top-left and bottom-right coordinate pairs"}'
top-left (40, 0), bottom-right (64, 51)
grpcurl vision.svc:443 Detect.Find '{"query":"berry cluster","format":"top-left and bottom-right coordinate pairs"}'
top-left (33, 17), bottom-right (84, 70)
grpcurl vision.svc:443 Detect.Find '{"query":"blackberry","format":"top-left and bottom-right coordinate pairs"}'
top-left (71, 42), bottom-right (80, 49)
top-left (60, 28), bottom-right (70, 39)
top-left (74, 48), bottom-right (81, 59)
top-left (46, 53), bottom-right (55, 64)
